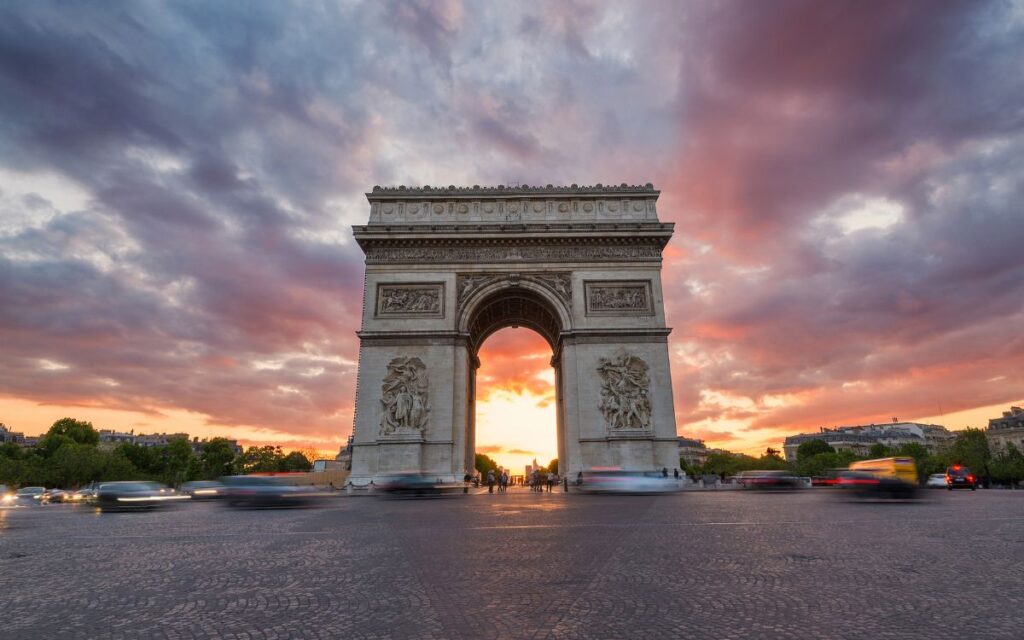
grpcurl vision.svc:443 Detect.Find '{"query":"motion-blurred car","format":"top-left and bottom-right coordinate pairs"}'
top-left (0, 484), bottom-right (14, 505)
top-left (926, 473), bottom-right (948, 488)
top-left (945, 465), bottom-right (977, 490)
top-left (735, 470), bottom-right (803, 490)
top-left (838, 457), bottom-right (919, 500)
top-left (220, 475), bottom-right (326, 508)
top-left (15, 486), bottom-right (47, 505)
top-left (180, 480), bottom-right (225, 500)
top-left (94, 481), bottom-right (189, 512)
top-left (575, 470), bottom-right (678, 495)
top-left (46, 489), bottom-right (71, 503)
top-left (70, 488), bottom-right (95, 503)
top-left (376, 473), bottom-right (465, 498)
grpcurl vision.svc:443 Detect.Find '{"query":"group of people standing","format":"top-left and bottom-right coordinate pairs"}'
top-left (484, 469), bottom-right (511, 493)
top-left (479, 469), bottom-right (559, 493)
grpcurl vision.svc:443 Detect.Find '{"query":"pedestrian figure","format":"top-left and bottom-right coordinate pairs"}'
top-left (673, 468), bottom-right (680, 480)
top-left (487, 469), bottom-right (496, 494)
top-left (501, 471), bottom-right (509, 493)
top-left (547, 471), bottom-right (556, 492)
top-left (662, 467), bottom-right (668, 478)
top-left (576, 471), bottom-right (583, 486)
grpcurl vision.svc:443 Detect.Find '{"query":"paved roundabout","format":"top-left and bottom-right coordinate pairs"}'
top-left (1, 490), bottom-right (1022, 639)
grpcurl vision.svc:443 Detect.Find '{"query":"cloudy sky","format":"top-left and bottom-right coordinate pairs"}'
top-left (1, 1), bottom-right (1022, 464)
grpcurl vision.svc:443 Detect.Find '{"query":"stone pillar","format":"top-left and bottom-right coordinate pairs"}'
top-left (450, 343), bottom-right (470, 481)
top-left (559, 339), bottom-right (584, 477)
top-left (553, 354), bottom-right (567, 478)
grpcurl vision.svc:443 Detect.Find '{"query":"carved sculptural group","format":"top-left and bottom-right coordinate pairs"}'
top-left (380, 357), bottom-right (430, 435)
top-left (597, 351), bottom-right (652, 430)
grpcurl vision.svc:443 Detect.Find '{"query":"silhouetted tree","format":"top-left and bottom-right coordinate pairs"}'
top-left (796, 439), bottom-right (835, 461)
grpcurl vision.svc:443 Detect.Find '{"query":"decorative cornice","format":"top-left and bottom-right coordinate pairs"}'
top-left (368, 183), bottom-right (657, 198)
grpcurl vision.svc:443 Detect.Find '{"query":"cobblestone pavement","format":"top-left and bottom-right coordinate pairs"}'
top-left (1, 490), bottom-right (1022, 639)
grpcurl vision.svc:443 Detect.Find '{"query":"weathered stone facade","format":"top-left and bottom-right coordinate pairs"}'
top-left (348, 183), bottom-right (681, 483)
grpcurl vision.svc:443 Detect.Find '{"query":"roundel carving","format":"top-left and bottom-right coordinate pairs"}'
top-left (583, 202), bottom-right (593, 212)
top-left (457, 204), bottom-right (469, 214)
top-left (408, 204), bottom-right (420, 214)
top-left (532, 202), bottom-right (544, 212)
top-left (609, 203), bottom-right (619, 212)
top-left (508, 203), bottom-right (519, 212)
top-left (483, 203), bottom-right (494, 213)
top-left (433, 204), bottom-right (444, 214)
top-left (558, 202), bottom-right (569, 213)
top-left (633, 202), bottom-right (644, 212)
top-left (383, 204), bottom-right (394, 214)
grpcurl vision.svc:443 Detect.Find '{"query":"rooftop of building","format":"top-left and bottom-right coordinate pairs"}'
top-left (367, 183), bottom-right (658, 198)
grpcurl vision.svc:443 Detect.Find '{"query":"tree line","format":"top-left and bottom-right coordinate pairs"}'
top-left (682, 428), bottom-right (1024, 486)
top-left (474, 453), bottom-right (558, 477)
top-left (0, 418), bottom-right (314, 489)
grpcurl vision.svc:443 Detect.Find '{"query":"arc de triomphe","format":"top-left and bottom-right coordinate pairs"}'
top-left (348, 183), bottom-right (679, 483)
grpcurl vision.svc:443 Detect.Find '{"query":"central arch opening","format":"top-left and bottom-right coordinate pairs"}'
top-left (475, 328), bottom-right (557, 478)
top-left (463, 286), bottom-right (568, 482)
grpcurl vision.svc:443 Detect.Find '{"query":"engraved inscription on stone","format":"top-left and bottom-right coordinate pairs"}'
top-left (376, 283), bottom-right (444, 317)
top-left (380, 356), bottom-right (430, 436)
top-left (598, 350), bottom-right (651, 430)
top-left (585, 280), bottom-right (653, 316)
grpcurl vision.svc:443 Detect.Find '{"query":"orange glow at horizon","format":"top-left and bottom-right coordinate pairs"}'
top-left (474, 328), bottom-right (558, 473)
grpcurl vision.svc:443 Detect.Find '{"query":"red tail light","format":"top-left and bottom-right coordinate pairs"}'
top-left (967, 475), bottom-right (974, 482)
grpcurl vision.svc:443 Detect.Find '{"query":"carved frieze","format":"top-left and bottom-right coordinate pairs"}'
top-left (366, 244), bottom-right (663, 265)
top-left (379, 356), bottom-right (430, 436)
top-left (584, 280), bottom-right (654, 316)
top-left (598, 350), bottom-right (652, 431)
top-left (456, 272), bottom-right (572, 311)
top-left (375, 283), bottom-right (445, 318)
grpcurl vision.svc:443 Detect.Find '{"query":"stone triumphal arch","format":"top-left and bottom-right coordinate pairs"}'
top-left (348, 183), bottom-right (680, 483)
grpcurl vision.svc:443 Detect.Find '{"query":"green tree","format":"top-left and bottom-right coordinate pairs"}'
top-left (474, 453), bottom-right (498, 477)
top-left (115, 443), bottom-right (162, 477)
top-left (45, 417), bottom-right (100, 446)
top-left (794, 451), bottom-right (858, 478)
top-left (989, 444), bottom-right (1024, 486)
top-left (102, 451), bottom-right (140, 481)
top-left (868, 443), bottom-right (891, 458)
top-left (0, 442), bottom-right (24, 460)
top-left (160, 436), bottom-right (196, 486)
top-left (47, 443), bottom-right (107, 488)
top-left (701, 451), bottom-right (761, 477)
top-left (947, 428), bottom-right (991, 480)
top-left (280, 451), bottom-right (313, 472)
top-left (199, 438), bottom-right (238, 478)
top-left (239, 445), bottom-right (285, 473)
top-left (796, 439), bottom-right (835, 460)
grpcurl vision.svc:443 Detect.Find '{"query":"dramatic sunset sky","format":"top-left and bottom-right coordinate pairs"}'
top-left (1, 2), bottom-right (1022, 468)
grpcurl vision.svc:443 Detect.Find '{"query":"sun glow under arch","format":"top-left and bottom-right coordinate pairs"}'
top-left (474, 327), bottom-right (558, 473)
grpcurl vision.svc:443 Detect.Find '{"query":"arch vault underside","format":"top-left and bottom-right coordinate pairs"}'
top-left (348, 183), bottom-right (682, 483)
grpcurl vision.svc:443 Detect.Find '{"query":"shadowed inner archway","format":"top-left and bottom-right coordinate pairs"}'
top-left (466, 289), bottom-right (562, 356)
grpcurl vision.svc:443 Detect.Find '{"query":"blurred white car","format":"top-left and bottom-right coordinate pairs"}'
top-left (576, 470), bottom-right (678, 495)
top-left (926, 473), bottom-right (948, 488)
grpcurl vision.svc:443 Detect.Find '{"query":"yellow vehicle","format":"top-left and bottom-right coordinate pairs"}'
top-left (839, 457), bottom-right (919, 499)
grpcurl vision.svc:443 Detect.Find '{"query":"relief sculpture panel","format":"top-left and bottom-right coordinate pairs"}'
top-left (376, 283), bottom-right (444, 317)
top-left (585, 280), bottom-right (654, 316)
top-left (380, 356), bottom-right (430, 436)
top-left (598, 350), bottom-right (652, 431)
